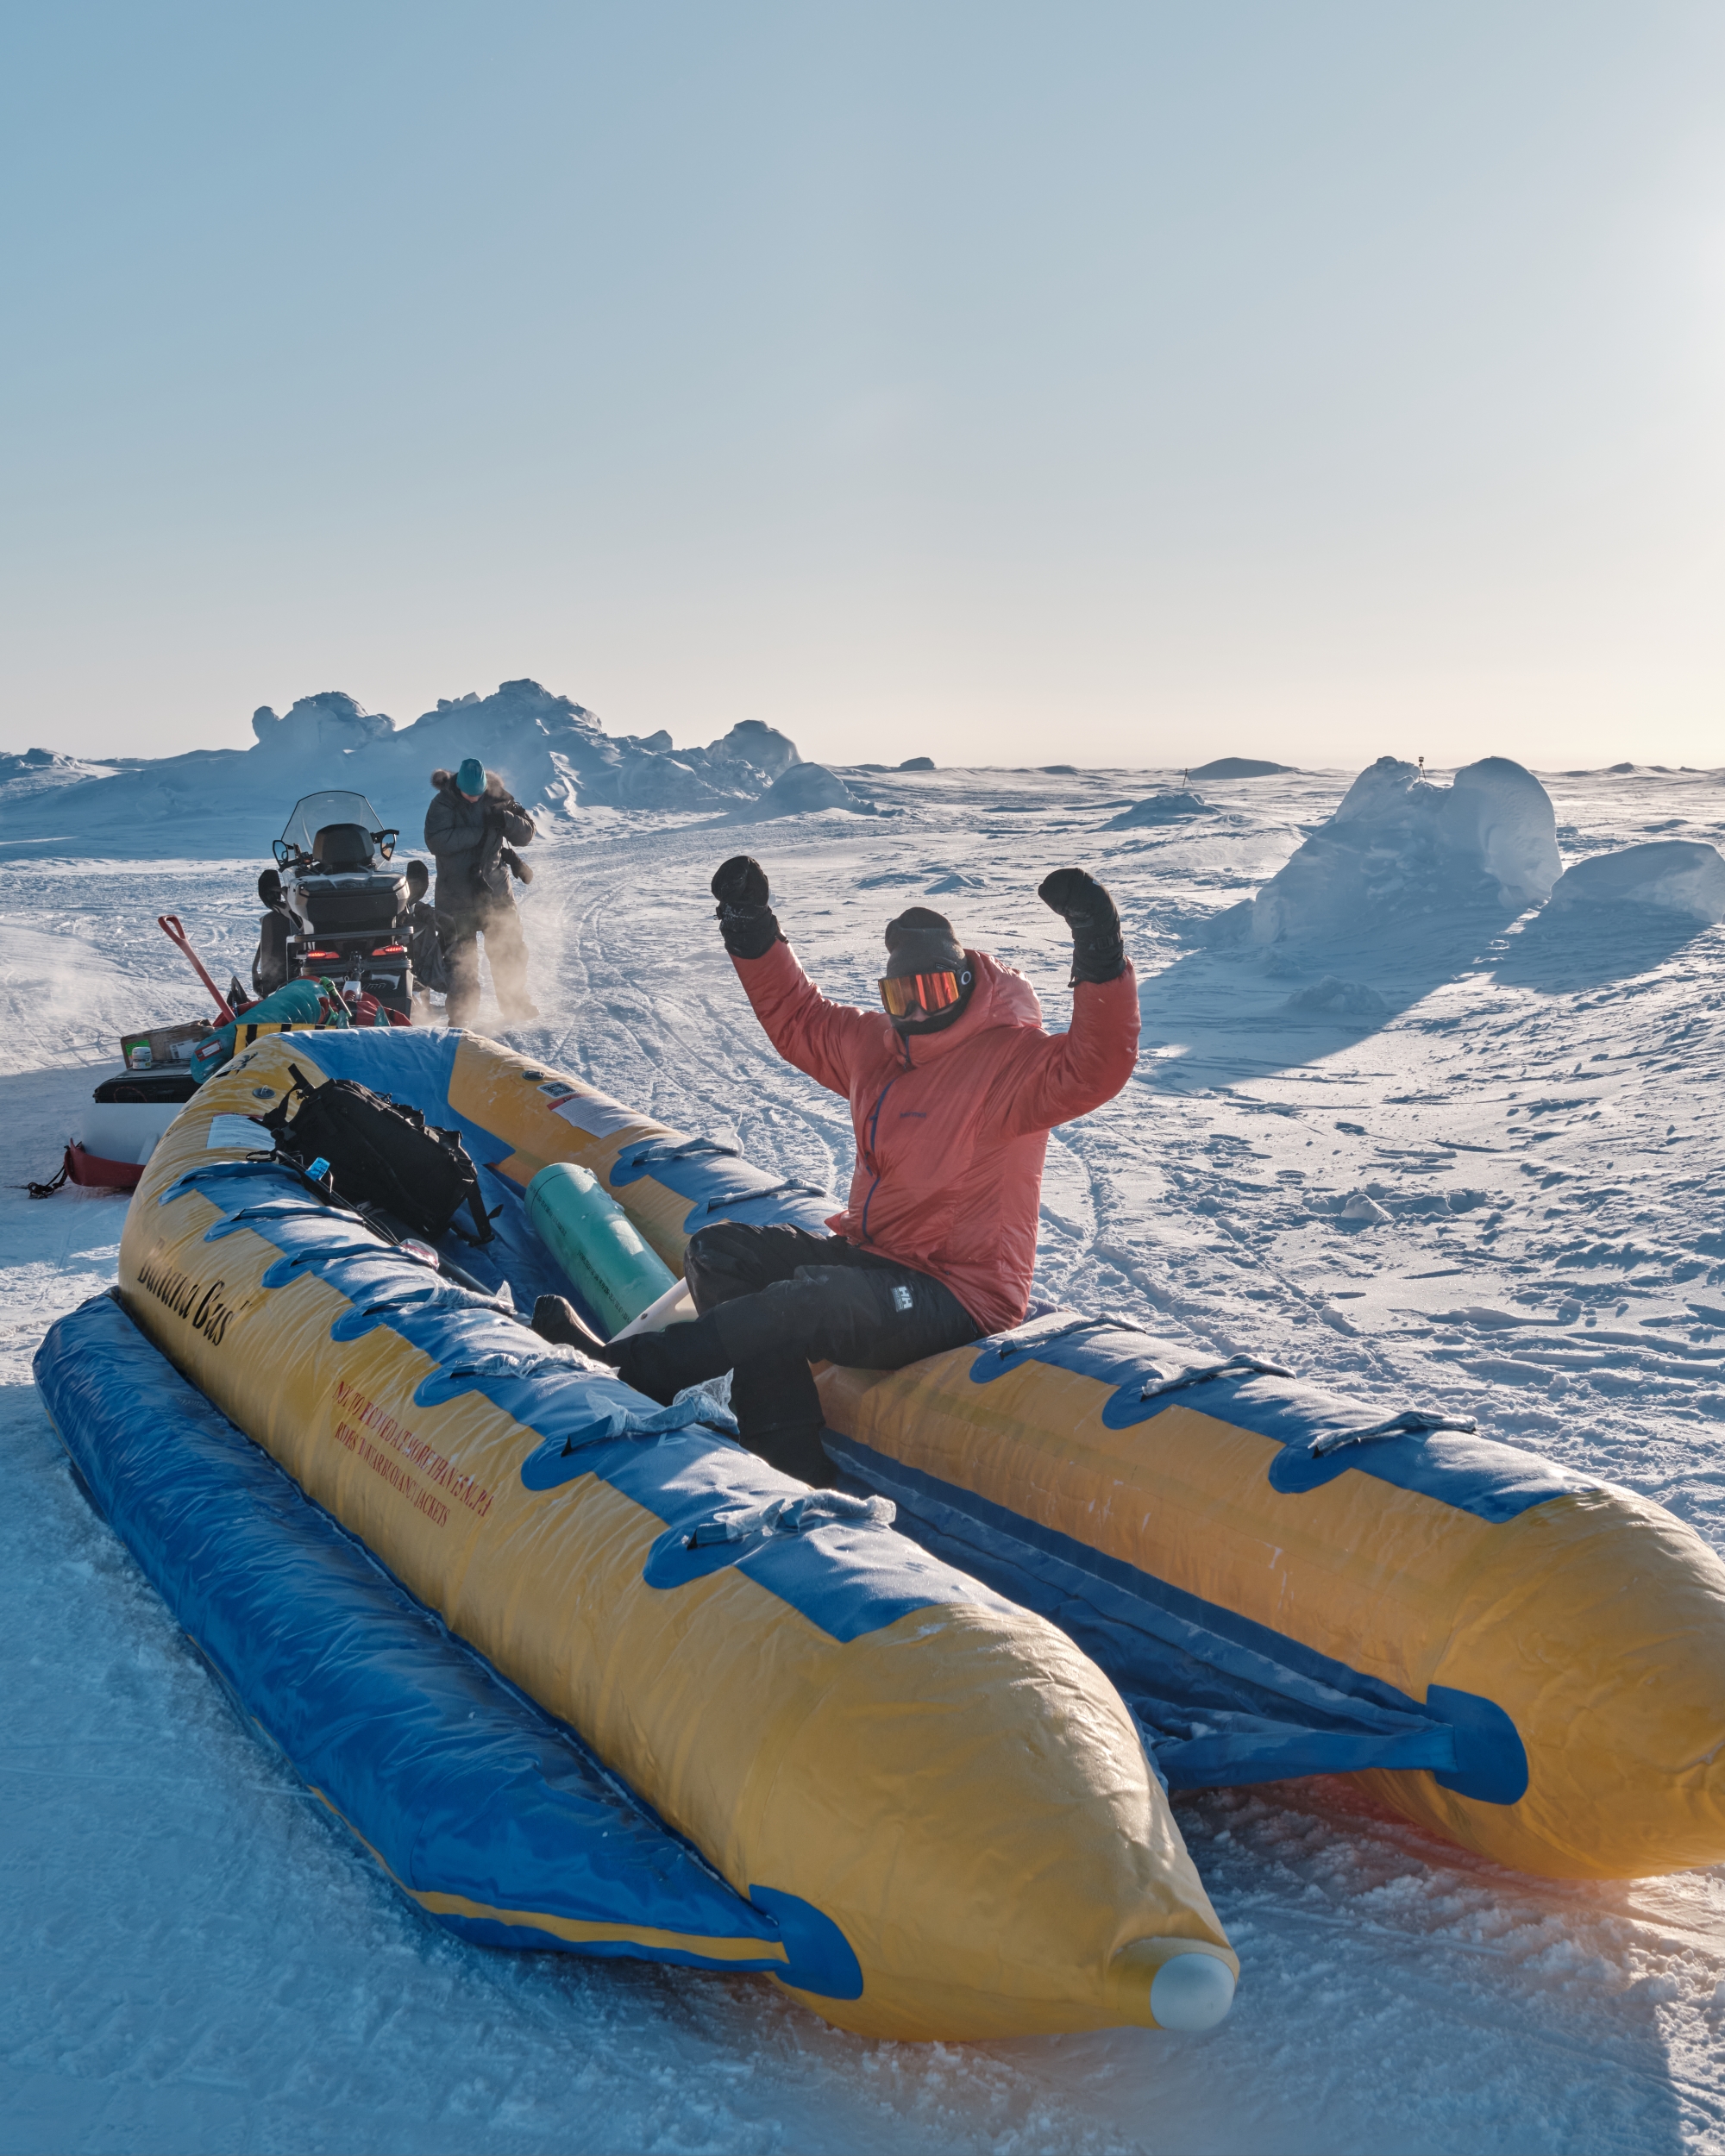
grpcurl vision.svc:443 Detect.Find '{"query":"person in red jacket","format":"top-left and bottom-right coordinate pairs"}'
top-left (533, 856), bottom-right (1138, 1484)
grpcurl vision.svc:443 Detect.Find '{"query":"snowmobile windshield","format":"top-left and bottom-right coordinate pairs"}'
top-left (277, 792), bottom-right (396, 866)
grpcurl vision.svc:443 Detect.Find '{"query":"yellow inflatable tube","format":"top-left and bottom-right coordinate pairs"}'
top-left (535, 1068), bottom-right (1725, 1883)
top-left (820, 1343), bottom-right (1725, 1881)
top-left (117, 1031), bottom-right (1236, 2040)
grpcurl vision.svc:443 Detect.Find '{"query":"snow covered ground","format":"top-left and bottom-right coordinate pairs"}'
top-left (4, 757), bottom-right (1725, 2154)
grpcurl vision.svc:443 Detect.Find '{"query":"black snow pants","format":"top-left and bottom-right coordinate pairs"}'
top-left (614, 1222), bottom-right (982, 1488)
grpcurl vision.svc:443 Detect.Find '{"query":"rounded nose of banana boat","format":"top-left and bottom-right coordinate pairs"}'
top-left (1110, 1940), bottom-right (1239, 2031)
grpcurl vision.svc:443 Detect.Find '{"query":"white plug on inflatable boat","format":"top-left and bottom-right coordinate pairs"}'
top-left (610, 1275), bottom-right (699, 1343)
top-left (1149, 1949), bottom-right (1236, 2032)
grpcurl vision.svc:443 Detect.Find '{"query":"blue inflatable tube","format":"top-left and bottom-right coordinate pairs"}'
top-left (34, 1289), bottom-right (803, 1975)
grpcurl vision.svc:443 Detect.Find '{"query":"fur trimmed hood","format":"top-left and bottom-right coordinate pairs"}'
top-left (430, 767), bottom-right (515, 801)
top-left (423, 769), bottom-right (536, 872)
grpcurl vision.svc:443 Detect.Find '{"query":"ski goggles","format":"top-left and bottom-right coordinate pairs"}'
top-left (878, 967), bottom-right (969, 1019)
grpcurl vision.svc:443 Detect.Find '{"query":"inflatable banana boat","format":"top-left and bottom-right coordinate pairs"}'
top-left (536, 1062), bottom-right (1725, 1883)
top-left (44, 1028), bottom-right (1238, 2043)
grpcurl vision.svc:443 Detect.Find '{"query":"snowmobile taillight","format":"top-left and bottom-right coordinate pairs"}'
top-left (371, 944), bottom-right (407, 956)
top-left (304, 949), bottom-right (341, 962)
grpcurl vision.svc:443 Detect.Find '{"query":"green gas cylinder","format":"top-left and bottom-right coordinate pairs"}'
top-left (525, 1161), bottom-right (678, 1338)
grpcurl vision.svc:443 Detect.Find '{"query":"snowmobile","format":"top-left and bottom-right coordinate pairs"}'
top-left (254, 790), bottom-right (430, 1019)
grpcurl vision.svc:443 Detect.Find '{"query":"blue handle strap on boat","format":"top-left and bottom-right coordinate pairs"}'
top-left (614, 1138), bottom-right (828, 1204)
top-left (1308, 1408), bottom-right (1478, 1458)
top-left (208, 1203), bottom-right (334, 1227)
top-left (620, 1138), bottom-right (743, 1170)
top-left (988, 1315), bottom-right (1156, 1363)
top-left (159, 1158), bottom-right (308, 1203)
top-left (685, 1491), bottom-right (896, 1550)
top-left (1137, 1354), bottom-right (1294, 1404)
top-left (439, 1346), bottom-right (599, 1386)
top-left (698, 1177), bottom-right (830, 1218)
top-left (519, 1390), bottom-right (743, 1489)
top-left (342, 1286), bottom-right (514, 1323)
top-left (274, 1241), bottom-right (399, 1273)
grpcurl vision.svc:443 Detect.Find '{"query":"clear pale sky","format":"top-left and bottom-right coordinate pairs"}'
top-left (3, 3), bottom-right (1722, 771)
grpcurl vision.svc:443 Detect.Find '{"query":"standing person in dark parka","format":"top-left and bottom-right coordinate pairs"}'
top-left (533, 856), bottom-right (1138, 1485)
top-left (423, 758), bottom-right (538, 1026)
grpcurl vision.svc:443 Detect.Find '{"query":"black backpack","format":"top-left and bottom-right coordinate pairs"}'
top-left (267, 1065), bottom-right (492, 1244)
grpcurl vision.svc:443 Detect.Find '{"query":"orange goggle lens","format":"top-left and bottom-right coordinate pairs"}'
top-left (878, 968), bottom-right (963, 1018)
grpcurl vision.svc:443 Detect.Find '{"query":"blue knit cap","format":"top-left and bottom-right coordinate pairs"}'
top-left (457, 758), bottom-right (485, 796)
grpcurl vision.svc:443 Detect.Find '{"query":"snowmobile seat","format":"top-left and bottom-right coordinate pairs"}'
top-left (310, 823), bottom-right (374, 872)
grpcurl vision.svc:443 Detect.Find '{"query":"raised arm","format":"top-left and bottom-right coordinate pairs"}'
top-left (994, 869), bottom-right (1139, 1134)
top-left (712, 856), bottom-right (880, 1097)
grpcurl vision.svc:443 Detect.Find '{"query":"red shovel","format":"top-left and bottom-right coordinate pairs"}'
top-left (158, 914), bottom-right (237, 1024)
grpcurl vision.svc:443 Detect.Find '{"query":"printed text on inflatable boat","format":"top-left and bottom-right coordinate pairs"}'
top-left (135, 1248), bottom-right (239, 1347)
top-left (331, 1377), bottom-right (494, 1523)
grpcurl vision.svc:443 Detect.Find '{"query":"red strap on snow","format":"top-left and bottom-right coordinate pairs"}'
top-left (28, 1143), bottom-right (142, 1196)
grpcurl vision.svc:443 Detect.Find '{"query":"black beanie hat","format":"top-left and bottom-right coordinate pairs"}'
top-left (883, 906), bottom-right (965, 978)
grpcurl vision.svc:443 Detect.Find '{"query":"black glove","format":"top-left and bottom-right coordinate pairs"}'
top-left (1038, 868), bottom-right (1126, 984)
top-left (711, 856), bottom-right (781, 960)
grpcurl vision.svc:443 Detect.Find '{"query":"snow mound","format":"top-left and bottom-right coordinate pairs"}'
top-left (1438, 757), bottom-right (1562, 901)
top-left (392, 679), bottom-right (626, 809)
top-left (1238, 755), bottom-right (1559, 944)
top-left (609, 754), bottom-right (733, 812)
top-left (898, 756), bottom-right (936, 772)
top-left (706, 721), bottom-right (800, 781)
top-left (251, 692), bottom-right (392, 757)
top-left (1546, 840), bottom-right (1725, 924)
top-left (1105, 791), bottom-right (1212, 830)
top-left (1190, 757), bottom-right (1296, 780)
top-left (1341, 1190), bottom-right (1391, 1225)
top-left (1283, 976), bottom-right (1388, 1017)
top-left (0, 679), bottom-right (819, 860)
top-left (0, 747), bottom-right (127, 798)
top-left (752, 762), bottom-right (872, 818)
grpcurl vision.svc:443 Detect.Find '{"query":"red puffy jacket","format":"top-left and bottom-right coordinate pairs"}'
top-left (732, 939), bottom-right (1140, 1333)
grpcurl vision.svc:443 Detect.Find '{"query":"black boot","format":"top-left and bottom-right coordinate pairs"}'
top-left (725, 1344), bottom-right (837, 1487)
top-left (532, 1294), bottom-right (622, 1363)
top-left (613, 1313), bottom-right (732, 1406)
top-left (749, 1420), bottom-right (840, 1489)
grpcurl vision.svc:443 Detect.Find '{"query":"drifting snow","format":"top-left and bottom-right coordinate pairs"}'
top-left (1231, 755), bottom-right (1561, 945)
top-left (1547, 839), bottom-right (1725, 924)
